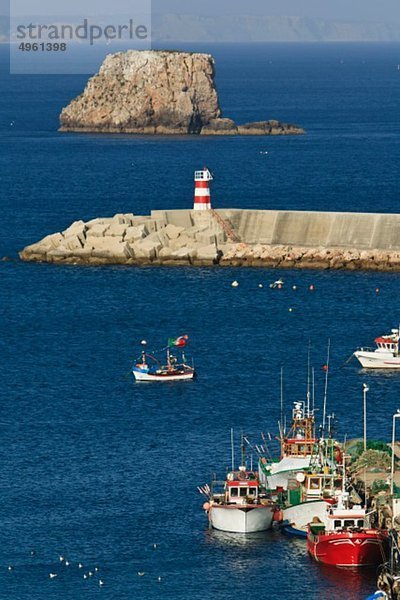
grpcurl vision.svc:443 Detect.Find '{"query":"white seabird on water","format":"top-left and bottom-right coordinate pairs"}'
top-left (49, 573), bottom-right (58, 579)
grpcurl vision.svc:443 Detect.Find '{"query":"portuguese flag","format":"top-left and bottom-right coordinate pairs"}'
top-left (168, 335), bottom-right (189, 348)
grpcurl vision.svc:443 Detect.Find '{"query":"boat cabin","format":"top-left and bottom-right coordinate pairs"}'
top-left (304, 473), bottom-right (343, 500)
top-left (226, 480), bottom-right (259, 504)
top-left (281, 403), bottom-right (317, 459)
top-left (375, 336), bottom-right (399, 352)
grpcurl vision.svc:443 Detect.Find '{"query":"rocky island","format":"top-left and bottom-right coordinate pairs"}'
top-left (59, 50), bottom-right (304, 135)
top-left (19, 208), bottom-right (400, 271)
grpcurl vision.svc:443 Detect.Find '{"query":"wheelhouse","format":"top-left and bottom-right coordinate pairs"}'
top-left (227, 480), bottom-right (259, 504)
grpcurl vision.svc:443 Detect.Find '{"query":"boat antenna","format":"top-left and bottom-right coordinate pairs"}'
top-left (306, 340), bottom-right (311, 417)
top-left (312, 367), bottom-right (315, 415)
top-left (280, 367), bottom-right (285, 437)
top-left (322, 338), bottom-right (331, 437)
top-left (241, 432), bottom-right (245, 467)
top-left (230, 428), bottom-right (235, 471)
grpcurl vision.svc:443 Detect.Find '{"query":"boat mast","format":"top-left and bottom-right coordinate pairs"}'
top-left (279, 367), bottom-right (285, 437)
top-left (230, 428), bottom-right (235, 471)
top-left (306, 341), bottom-right (311, 418)
top-left (322, 339), bottom-right (331, 437)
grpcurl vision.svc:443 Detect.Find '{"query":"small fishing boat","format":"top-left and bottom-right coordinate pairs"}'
top-left (201, 467), bottom-right (275, 534)
top-left (132, 336), bottom-right (195, 382)
top-left (307, 490), bottom-right (389, 568)
top-left (199, 434), bottom-right (275, 534)
top-left (354, 329), bottom-right (400, 369)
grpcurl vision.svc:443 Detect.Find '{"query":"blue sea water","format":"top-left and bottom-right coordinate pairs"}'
top-left (1, 42), bottom-right (400, 599)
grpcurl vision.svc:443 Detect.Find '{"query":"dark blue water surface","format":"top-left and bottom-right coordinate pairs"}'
top-left (2, 42), bottom-right (400, 599)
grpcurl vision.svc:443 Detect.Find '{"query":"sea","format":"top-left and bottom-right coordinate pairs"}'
top-left (1, 41), bottom-right (400, 599)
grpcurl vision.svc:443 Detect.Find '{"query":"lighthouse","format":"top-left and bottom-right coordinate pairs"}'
top-left (193, 167), bottom-right (213, 210)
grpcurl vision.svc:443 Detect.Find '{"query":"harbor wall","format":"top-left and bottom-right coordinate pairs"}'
top-left (19, 208), bottom-right (400, 271)
top-left (152, 209), bottom-right (400, 250)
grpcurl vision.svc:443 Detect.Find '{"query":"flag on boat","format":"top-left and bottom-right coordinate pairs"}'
top-left (168, 335), bottom-right (189, 348)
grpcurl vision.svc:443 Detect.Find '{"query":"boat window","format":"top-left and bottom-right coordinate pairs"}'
top-left (334, 520), bottom-right (341, 528)
top-left (247, 488), bottom-right (256, 496)
top-left (357, 520), bottom-right (364, 527)
top-left (239, 488), bottom-right (247, 497)
top-left (309, 478), bottom-right (320, 490)
top-left (344, 520), bottom-right (355, 528)
top-left (230, 488), bottom-right (238, 497)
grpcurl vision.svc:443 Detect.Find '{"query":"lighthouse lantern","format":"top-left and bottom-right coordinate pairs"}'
top-left (193, 167), bottom-right (213, 210)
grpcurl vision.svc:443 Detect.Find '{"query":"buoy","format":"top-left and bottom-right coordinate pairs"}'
top-left (99, 580), bottom-right (105, 587)
top-left (309, 284), bottom-right (315, 291)
top-left (157, 576), bottom-right (162, 582)
top-left (376, 288), bottom-right (380, 294)
top-left (193, 167), bottom-right (213, 210)
top-left (137, 572), bottom-right (145, 577)
top-left (322, 364), bottom-right (329, 372)
top-left (273, 510), bottom-right (284, 522)
top-left (231, 280), bottom-right (239, 287)
top-left (258, 284), bottom-right (263, 288)
top-left (203, 502), bottom-right (210, 511)
top-left (78, 563), bottom-right (83, 569)
top-left (277, 283), bottom-right (282, 289)
top-left (49, 573), bottom-right (58, 579)
top-left (7, 566), bottom-right (13, 571)
top-left (292, 285), bottom-right (297, 290)
top-left (288, 308), bottom-right (293, 312)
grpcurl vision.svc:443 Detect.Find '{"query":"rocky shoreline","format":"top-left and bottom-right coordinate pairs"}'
top-left (19, 210), bottom-right (400, 271)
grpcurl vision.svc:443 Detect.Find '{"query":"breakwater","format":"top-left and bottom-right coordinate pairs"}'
top-left (19, 208), bottom-right (400, 271)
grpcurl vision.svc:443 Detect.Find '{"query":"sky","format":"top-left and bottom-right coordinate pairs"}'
top-left (6, 0), bottom-right (400, 23)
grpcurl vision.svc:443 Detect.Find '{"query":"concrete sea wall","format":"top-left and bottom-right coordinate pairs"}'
top-left (19, 209), bottom-right (400, 271)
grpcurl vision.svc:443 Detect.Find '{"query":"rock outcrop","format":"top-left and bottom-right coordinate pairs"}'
top-left (19, 209), bottom-right (400, 271)
top-left (59, 50), bottom-right (304, 136)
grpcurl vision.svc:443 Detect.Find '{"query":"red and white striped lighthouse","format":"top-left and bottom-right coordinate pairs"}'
top-left (193, 167), bottom-right (213, 210)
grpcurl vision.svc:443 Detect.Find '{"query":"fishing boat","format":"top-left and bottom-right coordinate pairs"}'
top-left (132, 336), bottom-right (195, 382)
top-left (354, 329), bottom-right (400, 369)
top-left (259, 400), bottom-right (318, 492)
top-left (201, 467), bottom-right (275, 533)
top-left (307, 490), bottom-right (389, 567)
top-left (199, 434), bottom-right (275, 534)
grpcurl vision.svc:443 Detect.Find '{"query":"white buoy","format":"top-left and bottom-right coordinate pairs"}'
top-left (137, 572), bottom-right (145, 577)
top-left (59, 556), bottom-right (64, 562)
top-left (65, 561), bottom-right (70, 567)
top-left (258, 284), bottom-right (263, 288)
top-left (8, 566), bottom-right (13, 571)
top-left (49, 573), bottom-right (58, 579)
top-left (99, 579), bottom-right (105, 587)
top-left (157, 576), bottom-right (162, 582)
top-left (153, 544), bottom-right (157, 549)
top-left (78, 563), bottom-right (83, 569)
top-left (292, 285), bottom-right (297, 290)
top-left (231, 280), bottom-right (239, 287)
top-left (289, 308), bottom-right (293, 312)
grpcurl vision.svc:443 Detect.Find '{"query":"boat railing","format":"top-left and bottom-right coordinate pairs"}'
top-left (356, 347), bottom-right (376, 352)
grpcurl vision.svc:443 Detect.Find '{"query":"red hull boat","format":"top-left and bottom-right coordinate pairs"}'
top-left (307, 528), bottom-right (389, 567)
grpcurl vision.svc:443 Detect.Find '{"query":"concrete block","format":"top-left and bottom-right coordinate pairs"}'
top-left (170, 247), bottom-right (196, 259)
top-left (91, 238), bottom-right (133, 259)
top-left (151, 209), bottom-right (192, 229)
top-left (63, 220), bottom-right (86, 239)
top-left (133, 239), bottom-right (162, 260)
top-left (195, 231), bottom-right (217, 245)
top-left (86, 218), bottom-right (112, 228)
top-left (86, 224), bottom-right (109, 237)
top-left (164, 224), bottom-right (186, 240)
top-left (32, 233), bottom-right (64, 251)
top-left (125, 224), bottom-right (148, 242)
top-left (106, 223), bottom-right (127, 237)
top-left (169, 235), bottom-right (193, 250)
top-left (195, 244), bottom-right (219, 260)
top-left (61, 235), bottom-right (84, 252)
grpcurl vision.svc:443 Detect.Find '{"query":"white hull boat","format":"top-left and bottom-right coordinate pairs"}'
top-left (209, 504), bottom-right (274, 533)
top-left (282, 499), bottom-right (331, 535)
top-left (354, 349), bottom-right (400, 369)
top-left (133, 369), bottom-right (194, 382)
top-left (354, 328), bottom-right (400, 369)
